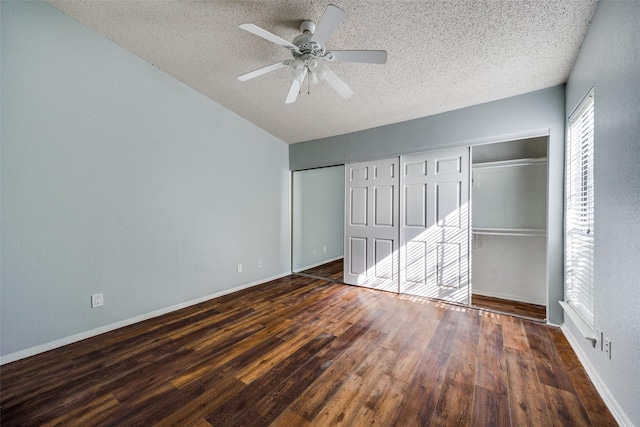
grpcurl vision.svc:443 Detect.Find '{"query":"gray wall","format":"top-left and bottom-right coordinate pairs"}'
top-left (290, 86), bottom-right (566, 325)
top-left (292, 166), bottom-right (345, 271)
top-left (1, 1), bottom-right (290, 358)
top-left (563, 1), bottom-right (640, 425)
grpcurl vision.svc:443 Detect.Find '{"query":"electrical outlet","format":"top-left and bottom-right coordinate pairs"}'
top-left (604, 337), bottom-right (612, 359)
top-left (237, 264), bottom-right (243, 273)
top-left (313, 248), bottom-right (317, 254)
top-left (258, 260), bottom-right (263, 267)
top-left (323, 246), bottom-right (327, 253)
top-left (91, 293), bottom-right (104, 308)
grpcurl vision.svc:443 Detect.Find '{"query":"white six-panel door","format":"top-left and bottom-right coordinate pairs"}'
top-left (399, 147), bottom-right (471, 304)
top-left (344, 158), bottom-right (399, 292)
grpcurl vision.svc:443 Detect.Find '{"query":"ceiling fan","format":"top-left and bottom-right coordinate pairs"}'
top-left (237, 4), bottom-right (387, 104)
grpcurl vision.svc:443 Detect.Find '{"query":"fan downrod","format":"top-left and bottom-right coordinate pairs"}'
top-left (299, 20), bottom-right (316, 34)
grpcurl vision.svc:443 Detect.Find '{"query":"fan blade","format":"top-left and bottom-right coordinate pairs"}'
top-left (238, 61), bottom-right (288, 81)
top-left (285, 68), bottom-right (308, 104)
top-left (311, 4), bottom-right (346, 46)
top-left (324, 68), bottom-right (354, 99)
top-left (326, 50), bottom-right (387, 64)
top-left (239, 24), bottom-right (300, 52)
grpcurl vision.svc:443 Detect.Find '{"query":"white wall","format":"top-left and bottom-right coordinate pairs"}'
top-left (292, 166), bottom-right (344, 271)
top-left (472, 235), bottom-right (547, 305)
top-left (0, 1), bottom-right (290, 359)
top-left (563, 1), bottom-right (640, 425)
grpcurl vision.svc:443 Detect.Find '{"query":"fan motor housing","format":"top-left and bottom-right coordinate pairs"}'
top-left (292, 32), bottom-right (325, 58)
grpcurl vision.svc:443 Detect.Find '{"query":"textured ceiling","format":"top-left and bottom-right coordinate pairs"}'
top-left (47, 1), bottom-right (597, 144)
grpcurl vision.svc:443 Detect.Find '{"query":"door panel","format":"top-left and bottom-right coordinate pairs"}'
top-left (405, 241), bottom-right (427, 283)
top-left (351, 165), bottom-right (368, 180)
top-left (374, 239), bottom-right (394, 279)
top-left (436, 156), bottom-right (462, 174)
top-left (344, 158), bottom-right (399, 291)
top-left (400, 147), bottom-right (471, 304)
top-left (405, 184), bottom-right (426, 227)
top-left (375, 162), bottom-right (395, 179)
top-left (348, 237), bottom-right (367, 275)
top-left (375, 186), bottom-right (394, 226)
top-left (350, 187), bottom-right (368, 226)
top-left (436, 242), bottom-right (461, 287)
top-left (436, 182), bottom-right (461, 227)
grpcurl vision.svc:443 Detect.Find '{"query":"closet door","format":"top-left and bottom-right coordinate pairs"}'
top-left (344, 158), bottom-right (399, 292)
top-left (400, 147), bottom-right (471, 304)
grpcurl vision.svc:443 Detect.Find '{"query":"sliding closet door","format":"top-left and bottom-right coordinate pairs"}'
top-left (400, 147), bottom-right (471, 304)
top-left (344, 158), bottom-right (399, 292)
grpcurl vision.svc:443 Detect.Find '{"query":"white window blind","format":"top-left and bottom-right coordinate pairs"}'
top-left (565, 90), bottom-right (595, 326)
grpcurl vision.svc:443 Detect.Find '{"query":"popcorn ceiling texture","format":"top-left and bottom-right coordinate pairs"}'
top-left (47, 0), bottom-right (598, 144)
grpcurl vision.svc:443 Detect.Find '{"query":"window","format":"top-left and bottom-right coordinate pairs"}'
top-left (565, 89), bottom-right (595, 326)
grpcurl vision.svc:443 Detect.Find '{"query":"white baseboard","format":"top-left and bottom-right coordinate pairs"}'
top-left (292, 256), bottom-right (343, 273)
top-left (561, 324), bottom-right (633, 427)
top-left (472, 289), bottom-right (545, 306)
top-left (0, 272), bottom-right (291, 366)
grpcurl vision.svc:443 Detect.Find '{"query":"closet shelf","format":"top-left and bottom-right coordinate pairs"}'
top-left (472, 157), bottom-right (547, 169)
top-left (472, 227), bottom-right (546, 237)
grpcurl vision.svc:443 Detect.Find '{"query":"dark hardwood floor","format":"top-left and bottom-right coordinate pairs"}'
top-left (298, 258), bottom-right (344, 282)
top-left (472, 294), bottom-right (547, 321)
top-left (1, 275), bottom-right (614, 426)
top-left (302, 259), bottom-right (547, 320)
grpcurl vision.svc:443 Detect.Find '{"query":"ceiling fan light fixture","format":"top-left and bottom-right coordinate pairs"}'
top-left (309, 71), bottom-right (320, 85)
top-left (308, 57), bottom-right (328, 81)
top-left (289, 58), bottom-right (305, 78)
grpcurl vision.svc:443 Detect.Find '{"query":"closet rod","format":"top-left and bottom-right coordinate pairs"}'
top-left (472, 157), bottom-right (547, 169)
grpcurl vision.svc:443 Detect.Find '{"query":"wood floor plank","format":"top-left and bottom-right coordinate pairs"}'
top-left (287, 328), bottom-right (386, 421)
top-left (504, 348), bottom-right (553, 427)
top-left (523, 321), bottom-right (576, 393)
top-left (298, 258), bottom-right (344, 282)
top-left (306, 346), bottom-right (398, 426)
top-left (501, 315), bottom-right (530, 352)
top-left (455, 308), bottom-right (482, 346)
top-left (170, 322), bottom-right (281, 388)
top-left (543, 384), bottom-right (593, 427)
top-left (385, 317), bottom-right (439, 383)
top-left (0, 275), bottom-right (615, 426)
top-left (204, 332), bottom-right (335, 426)
top-left (430, 346), bottom-right (477, 427)
top-left (152, 376), bottom-right (246, 427)
top-left (41, 393), bottom-right (120, 427)
top-left (117, 334), bottom-right (288, 425)
top-left (475, 316), bottom-right (507, 395)
top-left (235, 323), bottom-right (330, 384)
top-left (428, 308), bottom-right (462, 354)
top-left (1, 357), bottom-right (140, 424)
top-left (391, 348), bottom-right (450, 426)
top-left (473, 294), bottom-right (546, 320)
top-left (470, 385), bottom-right (510, 427)
top-left (350, 373), bottom-right (408, 426)
top-left (229, 316), bottom-right (386, 427)
top-left (270, 409), bottom-right (310, 427)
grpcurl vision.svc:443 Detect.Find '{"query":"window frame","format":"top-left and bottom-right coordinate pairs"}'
top-left (564, 88), bottom-right (595, 327)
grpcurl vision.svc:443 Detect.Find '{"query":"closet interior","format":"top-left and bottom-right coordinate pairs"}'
top-left (470, 137), bottom-right (548, 320)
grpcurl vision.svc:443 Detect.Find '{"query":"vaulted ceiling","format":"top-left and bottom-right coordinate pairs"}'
top-left (47, 1), bottom-right (598, 143)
